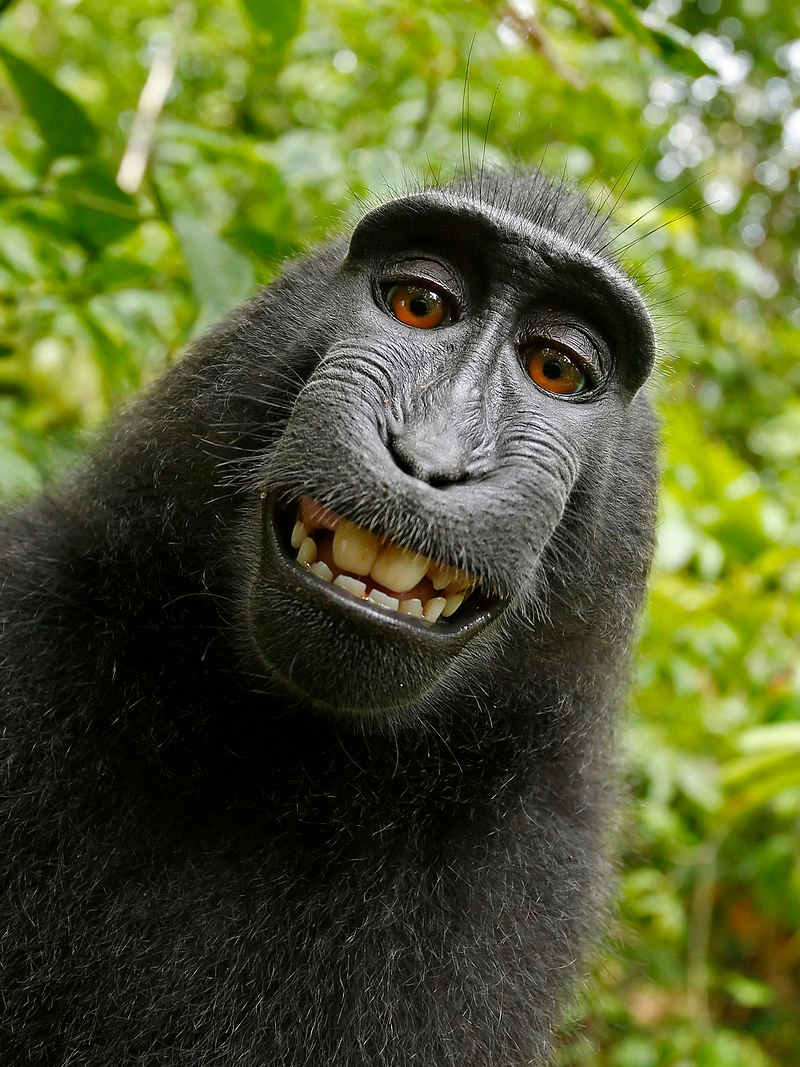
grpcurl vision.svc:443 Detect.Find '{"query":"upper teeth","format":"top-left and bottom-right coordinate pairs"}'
top-left (332, 520), bottom-right (381, 576)
top-left (367, 540), bottom-right (430, 594)
top-left (289, 496), bottom-right (475, 625)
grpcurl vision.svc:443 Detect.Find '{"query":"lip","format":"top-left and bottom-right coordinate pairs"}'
top-left (263, 495), bottom-right (505, 641)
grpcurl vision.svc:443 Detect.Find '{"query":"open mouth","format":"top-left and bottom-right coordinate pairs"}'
top-left (278, 494), bottom-right (491, 627)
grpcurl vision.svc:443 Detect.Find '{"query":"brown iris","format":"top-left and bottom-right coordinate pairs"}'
top-left (387, 284), bottom-right (450, 329)
top-left (526, 345), bottom-right (587, 396)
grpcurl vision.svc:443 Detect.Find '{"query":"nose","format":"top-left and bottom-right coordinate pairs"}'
top-left (388, 420), bottom-right (470, 487)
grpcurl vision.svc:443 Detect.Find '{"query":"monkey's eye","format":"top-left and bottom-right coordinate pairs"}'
top-left (525, 344), bottom-right (588, 396)
top-left (386, 284), bottom-right (451, 329)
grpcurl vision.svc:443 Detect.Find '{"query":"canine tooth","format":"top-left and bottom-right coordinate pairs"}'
top-left (399, 598), bottom-right (424, 618)
top-left (429, 562), bottom-right (456, 590)
top-left (368, 589), bottom-right (400, 611)
top-left (309, 561), bottom-right (333, 582)
top-left (297, 537), bottom-right (317, 566)
top-left (333, 574), bottom-right (367, 598)
top-left (291, 520), bottom-right (308, 550)
top-left (429, 562), bottom-right (473, 593)
top-left (332, 519), bottom-right (381, 576)
top-left (423, 597), bottom-right (447, 623)
top-left (370, 543), bottom-right (430, 593)
top-left (441, 592), bottom-right (465, 617)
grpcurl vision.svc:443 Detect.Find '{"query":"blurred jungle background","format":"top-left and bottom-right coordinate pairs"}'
top-left (0, 0), bottom-right (798, 1062)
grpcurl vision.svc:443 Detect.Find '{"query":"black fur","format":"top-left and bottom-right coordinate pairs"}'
top-left (0, 171), bottom-right (658, 1065)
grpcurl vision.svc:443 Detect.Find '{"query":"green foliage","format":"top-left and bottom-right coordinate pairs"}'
top-left (0, 43), bottom-right (98, 155)
top-left (0, 0), bottom-right (797, 1060)
top-left (238, 0), bottom-right (304, 52)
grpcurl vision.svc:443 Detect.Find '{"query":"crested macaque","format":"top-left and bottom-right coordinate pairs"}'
top-left (0, 169), bottom-right (658, 1066)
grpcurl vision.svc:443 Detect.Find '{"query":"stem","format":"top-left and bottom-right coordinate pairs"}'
top-left (686, 833), bottom-right (723, 1031)
top-left (116, 3), bottom-right (194, 195)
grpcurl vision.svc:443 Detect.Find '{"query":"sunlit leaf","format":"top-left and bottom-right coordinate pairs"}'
top-left (0, 222), bottom-right (45, 279)
top-left (649, 24), bottom-right (711, 77)
top-left (723, 749), bottom-right (799, 789)
top-left (724, 974), bottom-right (776, 1009)
top-left (737, 722), bottom-right (800, 754)
top-left (0, 419), bottom-right (43, 495)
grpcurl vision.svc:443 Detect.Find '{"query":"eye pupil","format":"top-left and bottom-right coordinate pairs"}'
top-left (542, 359), bottom-right (564, 380)
top-left (409, 295), bottom-right (432, 317)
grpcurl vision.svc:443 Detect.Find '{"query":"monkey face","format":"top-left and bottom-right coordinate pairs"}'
top-left (243, 180), bottom-right (656, 717)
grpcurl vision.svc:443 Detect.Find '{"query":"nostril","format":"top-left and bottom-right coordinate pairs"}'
top-left (429, 471), bottom-right (465, 489)
top-left (388, 427), bottom-right (470, 487)
top-left (388, 440), bottom-right (417, 479)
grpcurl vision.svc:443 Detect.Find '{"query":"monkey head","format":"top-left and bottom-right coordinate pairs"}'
top-left (242, 175), bottom-right (656, 716)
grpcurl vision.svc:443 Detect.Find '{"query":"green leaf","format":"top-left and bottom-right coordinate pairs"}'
top-left (723, 750), bottom-right (800, 790)
top-left (591, 0), bottom-right (709, 76)
top-left (79, 311), bottom-right (143, 399)
top-left (720, 725), bottom-right (800, 814)
top-left (171, 213), bottom-right (256, 332)
top-left (0, 431), bottom-right (43, 496)
top-left (0, 221), bottom-right (45, 279)
top-left (723, 974), bottom-right (776, 1010)
top-left (223, 222), bottom-right (301, 268)
top-left (648, 25), bottom-right (710, 78)
top-left (592, 0), bottom-right (654, 46)
top-left (238, 0), bottom-right (304, 51)
top-left (737, 722), bottom-right (800, 754)
top-left (0, 46), bottom-right (98, 157)
top-left (55, 166), bottom-right (140, 249)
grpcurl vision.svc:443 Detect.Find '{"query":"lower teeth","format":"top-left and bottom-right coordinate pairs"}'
top-left (334, 574), bottom-right (367, 598)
